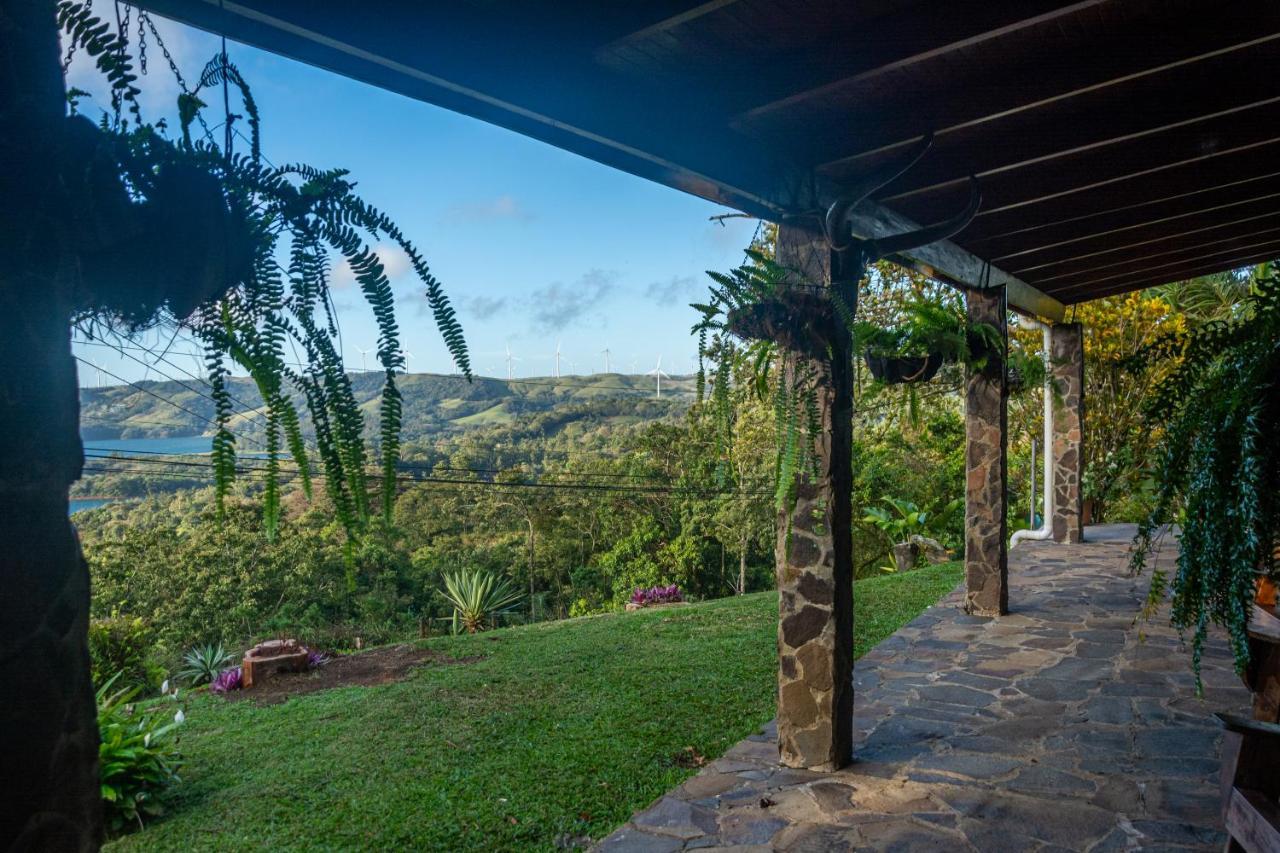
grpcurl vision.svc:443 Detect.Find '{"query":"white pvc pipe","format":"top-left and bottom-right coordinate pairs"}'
top-left (1011, 318), bottom-right (1054, 549)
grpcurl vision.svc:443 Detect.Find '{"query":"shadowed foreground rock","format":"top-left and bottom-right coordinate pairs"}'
top-left (597, 534), bottom-right (1250, 852)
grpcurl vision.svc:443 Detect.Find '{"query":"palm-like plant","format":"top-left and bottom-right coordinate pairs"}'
top-left (862, 496), bottom-right (961, 572)
top-left (440, 570), bottom-right (524, 634)
top-left (179, 643), bottom-right (234, 686)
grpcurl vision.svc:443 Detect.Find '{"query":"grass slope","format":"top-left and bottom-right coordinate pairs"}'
top-left (110, 563), bottom-right (961, 852)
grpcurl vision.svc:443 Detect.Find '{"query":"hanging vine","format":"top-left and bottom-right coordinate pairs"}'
top-left (57, 2), bottom-right (470, 544)
top-left (1129, 267), bottom-right (1280, 682)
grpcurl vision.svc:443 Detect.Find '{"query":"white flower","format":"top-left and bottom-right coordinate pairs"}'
top-left (160, 680), bottom-right (170, 694)
top-left (174, 709), bottom-right (185, 724)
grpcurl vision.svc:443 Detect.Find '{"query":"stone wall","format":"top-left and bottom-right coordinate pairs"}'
top-left (1051, 323), bottom-right (1084, 544)
top-left (963, 287), bottom-right (1008, 616)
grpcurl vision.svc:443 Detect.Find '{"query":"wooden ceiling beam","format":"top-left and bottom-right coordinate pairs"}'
top-left (857, 87), bottom-right (1280, 204)
top-left (1036, 235), bottom-right (1280, 292)
top-left (733, 0), bottom-right (1109, 123)
top-left (759, 2), bottom-right (1280, 166)
top-left (1022, 226), bottom-right (1280, 284)
top-left (992, 196), bottom-right (1280, 271)
top-left (959, 145), bottom-right (1280, 245)
top-left (1062, 251), bottom-right (1280, 302)
top-left (594, 0), bottom-right (746, 66)
top-left (870, 104), bottom-right (1280, 246)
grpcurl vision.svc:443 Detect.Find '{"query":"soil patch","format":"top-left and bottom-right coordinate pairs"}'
top-left (227, 643), bottom-right (479, 705)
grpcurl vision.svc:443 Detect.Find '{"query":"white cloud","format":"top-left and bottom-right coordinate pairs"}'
top-left (332, 244), bottom-right (413, 290)
top-left (529, 269), bottom-right (618, 332)
top-left (443, 194), bottom-right (534, 223)
top-left (644, 275), bottom-right (700, 305)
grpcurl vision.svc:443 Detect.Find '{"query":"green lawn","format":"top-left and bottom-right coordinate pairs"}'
top-left (110, 562), bottom-right (961, 851)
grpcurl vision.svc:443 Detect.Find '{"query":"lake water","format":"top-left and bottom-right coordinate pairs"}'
top-left (70, 498), bottom-right (112, 514)
top-left (82, 435), bottom-right (213, 455)
top-left (73, 434), bottom-right (215, 515)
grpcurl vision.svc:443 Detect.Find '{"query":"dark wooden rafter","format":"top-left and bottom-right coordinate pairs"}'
top-left (993, 197), bottom-right (1280, 270)
top-left (1043, 236), bottom-right (1280, 293)
top-left (1027, 227), bottom-right (1280, 285)
top-left (731, 0), bottom-right (1114, 124)
top-left (594, 0), bottom-right (746, 68)
top-left (1071, 250), bottom-right (1280, 302)
top-left (747, 1), bottom-right (1280, 166)
top-left (961, 144), bottom-right (1280, 244)
top-left (133, 0), bottom-right (1280, 306)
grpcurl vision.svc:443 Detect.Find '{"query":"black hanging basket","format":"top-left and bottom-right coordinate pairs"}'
top-left (864, 352), bottom-right (944, 384)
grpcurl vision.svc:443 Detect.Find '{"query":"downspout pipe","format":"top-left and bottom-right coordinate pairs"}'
top-left (1011, 317), bottom-right (1054, 548)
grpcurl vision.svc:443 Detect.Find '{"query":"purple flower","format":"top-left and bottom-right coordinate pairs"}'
top-left (210, 666), bottom-right (243, 694)
top-left (307, 651), bottom-right (330, 669)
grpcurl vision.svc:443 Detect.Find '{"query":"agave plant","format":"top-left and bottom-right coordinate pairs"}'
top-left (440, 570), bottom-right (524, 634)
top-left (179, 643), bottom-right (234, 686)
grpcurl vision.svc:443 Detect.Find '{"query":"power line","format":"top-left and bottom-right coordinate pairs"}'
top-left (81, 452), bottom-right (782, 498)
top-left (73, 356), bottom-right (270, 452)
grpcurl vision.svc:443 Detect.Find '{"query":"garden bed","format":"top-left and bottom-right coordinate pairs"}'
top-left (226, 643), bottom-right (480, 705)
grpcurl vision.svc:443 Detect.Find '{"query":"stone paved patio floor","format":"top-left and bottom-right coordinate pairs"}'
top-left (597, 534), bottom-right (1251, 852)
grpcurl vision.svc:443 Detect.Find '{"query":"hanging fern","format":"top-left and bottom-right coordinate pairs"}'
top-left (692, 251), bottom-right (825, 515)
top-left (1130, 267), bottom-right (1280, 682)
top-left (58, 3), bottom-right (470, 547)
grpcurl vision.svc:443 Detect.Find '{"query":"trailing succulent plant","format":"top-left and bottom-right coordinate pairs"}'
top-left (57, 4), bottom-right (469, 545)
top-left (1129, 267), bottom-right (1280, 681)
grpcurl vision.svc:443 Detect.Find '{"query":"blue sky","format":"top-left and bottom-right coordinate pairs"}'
top-left (69, 13), bottom-right (759, 387)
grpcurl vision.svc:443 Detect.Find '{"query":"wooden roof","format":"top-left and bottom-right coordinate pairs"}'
top-left (139, 0), bottom-right (1280, 318)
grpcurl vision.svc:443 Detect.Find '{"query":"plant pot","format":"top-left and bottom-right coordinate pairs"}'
top-left (865, 352), bottom-right (944, 384)
top-left (1259, 576), bottom-right (1279, 608)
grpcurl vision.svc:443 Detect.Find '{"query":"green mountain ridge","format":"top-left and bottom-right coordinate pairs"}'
top-left (79, 371), bottom-right (697, 442)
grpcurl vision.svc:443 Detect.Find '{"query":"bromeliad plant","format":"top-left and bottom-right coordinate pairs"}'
top-left (630, 584), bottom-right (684, 607)
top-left (440, 569), bottom-right (525, 634)
top-left (58, 4), bottom-right (469, 548)
top-left (1130, 268), bottom-right (1280, 681)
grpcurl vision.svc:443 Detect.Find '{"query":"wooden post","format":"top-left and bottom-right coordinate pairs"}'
top-left (1051, 323), bottom-right (1084, 544)
top-left (0, 3), bottom-right (103, 848)
top-left (773, 223), bottom-right (854, 771)
top-left (963, 286), bottom-right (1009, 616)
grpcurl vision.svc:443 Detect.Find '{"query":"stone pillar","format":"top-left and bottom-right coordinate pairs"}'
top-left (1051, 323), bottom-right (1084, 544)
top-left (1, 4), bottom-right (103, 849)
top-left (963, 287), bottom-right (1009, 616)
top-left (773, 223), bottom-right (854, 771)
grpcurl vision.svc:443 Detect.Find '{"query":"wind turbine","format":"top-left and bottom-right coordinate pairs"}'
top-left (646, 355), bottom-right (671, 399)
top-left (601, 347), bottom-right (612, 374)
top-left (356, 344), bottom-right (375, 373)
top-left (398, 349), bottom-right (415, 372)
top-left (504, 344), bottom-right (521, 380)
top-left (554, 340), bottom-right (563, 379)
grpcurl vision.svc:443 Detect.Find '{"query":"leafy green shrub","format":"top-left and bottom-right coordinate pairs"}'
top-left (179, 643), bottom-right (234, 686)
top-left (88, 615), bottom-right (157, 691)
top-left (98, 674), bottom-right (186, 833)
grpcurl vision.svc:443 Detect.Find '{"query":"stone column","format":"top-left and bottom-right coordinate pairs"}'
top-left (1051, 323), bottom-right (1084, 544)
top-left (963, 287), bottom-right (1009, 616)
top-left (773, 224), bottom-right (854, 771)
top-left (1, 4), bottom-right (103, 848)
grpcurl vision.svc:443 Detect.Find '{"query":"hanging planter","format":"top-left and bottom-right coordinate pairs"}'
top-left (854, 294), bottom-right (1003, 387)
top-left (864, 351), bottom-right (944, 384)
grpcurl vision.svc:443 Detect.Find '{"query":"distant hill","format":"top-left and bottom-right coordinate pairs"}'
top-left (79, 371), bottom-right (697, 443)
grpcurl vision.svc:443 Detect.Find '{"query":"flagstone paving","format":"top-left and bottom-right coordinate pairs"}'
top-left (597, 533), bottom-right (1251, 852)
